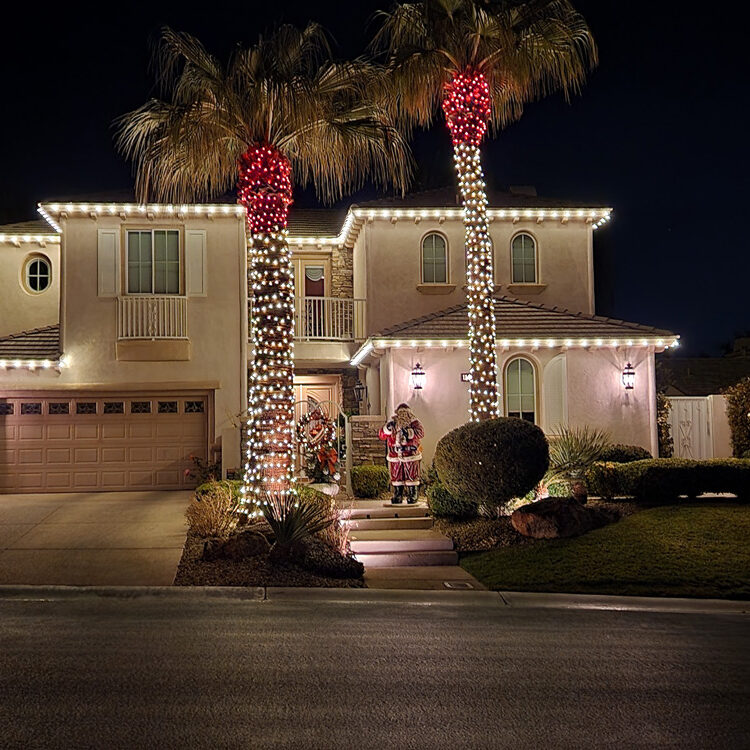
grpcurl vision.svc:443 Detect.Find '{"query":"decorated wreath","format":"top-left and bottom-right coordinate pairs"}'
top-left (296, 408), bottom-right (340, 484)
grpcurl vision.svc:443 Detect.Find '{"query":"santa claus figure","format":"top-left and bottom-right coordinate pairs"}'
top-left (379, 403), bottom-right (424, 504)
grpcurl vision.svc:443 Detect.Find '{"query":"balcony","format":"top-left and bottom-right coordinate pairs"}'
top-left (117, 296), bottom-right (188, 340)
top-left (116, 296), bottom-right (190, 361)
top-left (294, 297), bottom-right (366, 342)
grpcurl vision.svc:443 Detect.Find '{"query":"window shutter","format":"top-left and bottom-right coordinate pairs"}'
top-left (186, 230), bottom-right (207, 297)
top-left (97, 229), bottom-right (119, 297)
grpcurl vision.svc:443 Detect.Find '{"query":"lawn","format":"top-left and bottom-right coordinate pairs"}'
top-left (461, 502), bottom-right (750, 599)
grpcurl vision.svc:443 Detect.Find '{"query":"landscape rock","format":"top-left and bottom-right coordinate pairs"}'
top-left (511, 497), bottom-right (596, 539)
top-left (284, 536), bottom-right (364, 579)
top-left (202, 530), bottom-right (270, 562)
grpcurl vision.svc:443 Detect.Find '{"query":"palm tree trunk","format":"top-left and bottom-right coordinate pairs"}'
top-left (443, 70), bottom-right (498, 421)
top-left (237, 145), bottom-right (296, 515)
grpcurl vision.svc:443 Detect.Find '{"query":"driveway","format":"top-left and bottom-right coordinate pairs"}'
top-left (0, 491), bottom-right (191, 585)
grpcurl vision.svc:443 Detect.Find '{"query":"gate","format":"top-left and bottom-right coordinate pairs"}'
top-left (668, 396), bottom-right (712, 459)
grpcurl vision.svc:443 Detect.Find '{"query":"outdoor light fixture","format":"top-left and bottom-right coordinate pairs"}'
top-left (622, 362), bottom-right (635, 390)
top-left (353, 381), bottom-right (367, 403)
top-left (409, 363), bottom-right (426, 391)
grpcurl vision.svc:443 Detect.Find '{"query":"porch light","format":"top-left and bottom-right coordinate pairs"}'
top-left (409, 363), bottom-right (426, 391)
top-left (353, 381), bottom-right (367, 403)
top-left (622, 362), bottom-right (635, 390)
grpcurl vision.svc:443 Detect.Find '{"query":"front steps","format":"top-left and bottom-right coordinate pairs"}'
top-left (341, 504), bottom-right (458, 568)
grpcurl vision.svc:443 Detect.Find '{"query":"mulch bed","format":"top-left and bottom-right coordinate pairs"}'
top-left (434, 499), bottom-right (641, 553)
top-left (174, 531), bottom-right (365, 588)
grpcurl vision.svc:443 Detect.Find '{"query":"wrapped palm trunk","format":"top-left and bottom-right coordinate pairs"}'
top-left (238, 145), bottom-right (296, 515)
top-left (443, 70), bottom-right (499, 421)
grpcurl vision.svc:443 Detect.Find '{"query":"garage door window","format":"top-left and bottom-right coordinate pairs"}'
top-left (20, 402), bottom-right (42, 415)
top-left (185, 401), bottom-right (204, 413)
top-left (158, 401), bottom-right (178, 414)
top-left (76, 402), bottom-right (97, 415)
top-left (103, 402), bottom-right (124, 414)
top-left (131, 401), bottom-right (152, 414)
top-left (49, 403), bottom-right (70, 415)
top-left (0, 403), bottom-right (13, 416)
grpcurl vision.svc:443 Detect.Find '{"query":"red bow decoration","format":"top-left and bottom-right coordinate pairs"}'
top-left (317, 446), bottom-right (338, 475)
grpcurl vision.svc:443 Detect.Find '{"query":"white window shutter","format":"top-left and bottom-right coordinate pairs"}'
top-left (97, 229), bottom-right (119, 297)
top-left (186, 230), bottom-right (207, 297)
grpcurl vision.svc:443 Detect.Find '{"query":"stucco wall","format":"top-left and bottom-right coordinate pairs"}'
top-left (0, 215), bottom-right (247, 472)
top-left (0, 241), bottom-right (60, 337)
top-left (361, 217), bottom-right (594, 336)
top-left (381, 345), bottom-right (655, 465)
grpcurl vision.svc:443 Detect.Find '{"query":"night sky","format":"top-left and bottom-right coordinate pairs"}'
top-left (1, 2), bottom-right (747, 356)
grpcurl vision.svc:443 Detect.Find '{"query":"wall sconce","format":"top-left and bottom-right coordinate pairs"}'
top-left (622, 362), bottom-right (635, 390)
top-left (409, 363), bottom-right (426, 390)
top-left (353, 381), bottom-right (367, 403)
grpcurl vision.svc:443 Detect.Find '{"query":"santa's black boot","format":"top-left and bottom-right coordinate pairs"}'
top-left (406, 485), bottom-right (418, 504)
top-left (391, 485), bottom-right (403, 505)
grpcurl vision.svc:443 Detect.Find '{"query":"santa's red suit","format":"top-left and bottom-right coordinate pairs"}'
top-left (379, 405), bottom-right (424, 495)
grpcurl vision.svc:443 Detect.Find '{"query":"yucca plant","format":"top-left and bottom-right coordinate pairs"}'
top-left (546, 425), bottom-right (610, 502)
top-left (262, 491), bottom-right (334, 563)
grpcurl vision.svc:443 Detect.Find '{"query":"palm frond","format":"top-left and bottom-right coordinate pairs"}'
top-left (262, 491), bottom-right (333, 547)
top-left (546, 425), bottom-right (611, 482)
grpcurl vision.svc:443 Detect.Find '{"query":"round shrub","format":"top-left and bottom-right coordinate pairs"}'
top-left (351, 465), bottom-right (390, 498)
top-left (426, 482), bottom-right (477, 520)
top-left (434, 418), bottom-right (549, 510)
top-left (600, 443), bottom-right (652, 463)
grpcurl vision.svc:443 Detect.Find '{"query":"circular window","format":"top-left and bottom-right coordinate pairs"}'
top-left (24, 256), bottom-right (51, 293)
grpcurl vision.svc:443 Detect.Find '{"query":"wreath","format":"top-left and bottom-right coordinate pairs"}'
top-left (296, 408), bottom-right (340, 484)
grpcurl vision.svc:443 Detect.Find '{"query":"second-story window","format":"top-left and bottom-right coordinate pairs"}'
top-left (422, 233), bottom-right (447, 284)
top-left (127, 230), bottom-right (180, 294)
top-left (511, 233), bottom-right (537, 284)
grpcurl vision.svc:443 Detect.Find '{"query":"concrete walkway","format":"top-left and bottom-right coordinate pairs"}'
top-left (0, 491), bottom-right (192, 586)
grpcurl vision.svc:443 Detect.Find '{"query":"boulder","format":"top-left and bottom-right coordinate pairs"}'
top-left (511, 497), bottom-right (595, 539)
top-left (278, 536), bottom-right (364, 579)
top-left (202, 529), bottom-right (270, 561)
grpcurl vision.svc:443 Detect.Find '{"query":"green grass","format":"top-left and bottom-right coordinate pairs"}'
top-left (461, 502), bottom-right (750, 599)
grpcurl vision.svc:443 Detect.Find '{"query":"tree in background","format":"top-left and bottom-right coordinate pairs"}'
top-left (723, 378), bottom-right (750, 458)
top-left (373, 0), bottom-right (596, 420)
top-left (117, 25), bottom-right (410, 513)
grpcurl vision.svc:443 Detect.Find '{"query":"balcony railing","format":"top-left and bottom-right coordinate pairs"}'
top-left (117, 296), bottom-right (188, 340)
top-left (294, 296), bottom-right (366, 342)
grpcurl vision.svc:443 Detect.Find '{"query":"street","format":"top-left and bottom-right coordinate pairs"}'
top-left (0, 588), bottom-right (748, 749)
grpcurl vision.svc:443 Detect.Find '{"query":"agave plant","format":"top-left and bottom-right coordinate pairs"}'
top-left (546, 426), bottom-right (610, 502)
top-left (262, 491), bottom-right (334, 562)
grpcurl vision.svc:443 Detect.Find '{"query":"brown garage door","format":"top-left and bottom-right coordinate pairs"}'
top-left (0, 392), bottom-right (210, 493)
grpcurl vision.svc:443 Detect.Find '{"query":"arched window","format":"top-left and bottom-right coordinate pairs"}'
top-left (505, 357), bottom-right (537, 423)
top-left (421, 233), bottom-right (447, 284)
top-left (24, 255), bottom-right (51, 293)
top-left (511, 233), bottom-right (537, 284)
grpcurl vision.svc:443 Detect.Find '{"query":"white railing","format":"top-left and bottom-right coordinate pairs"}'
top-left (117, 296), bottom-right (188, 340)
top-left (294, 297), bottom-right (366, 342)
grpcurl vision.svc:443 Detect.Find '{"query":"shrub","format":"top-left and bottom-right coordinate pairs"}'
top-left (186, 481), bottom-right (240, 537)
top-left (351, 465), bottom-right (390, 498)
top-left (587, 458), bottom-right (750, 502)
top-left (547, 426), bottom-right (610, 482)
top-left (196, 479), bottom-right (242, 503)
top-left (434, 418), bottom-right (549, 514)
top-left (600, 444), bottom-right (652, 463)
top-left (297, 485), bottom-right (350, 554)
top-left (724, 378), bottom-right (750, 458)
top-left (656, 392), bottom-right (674, 458)
top-left (426, 482), bottom-right (477, 520)
top-left (185, 454), bottom-right (222, 484)
top-left (263, 491), bottom-right (333, 562)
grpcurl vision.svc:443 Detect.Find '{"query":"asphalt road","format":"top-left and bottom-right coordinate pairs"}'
top-left (0, 589), bottom-right (748, 749)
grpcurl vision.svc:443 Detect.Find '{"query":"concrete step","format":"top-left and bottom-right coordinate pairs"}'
top-left (353, 550), bottom-right (459, 567)
top-left (342, 516), bottom-right (434, 531)
top-left (341, 505), bottom-right (428, 520)
top-left (348, 529), bottom-right (454, 554)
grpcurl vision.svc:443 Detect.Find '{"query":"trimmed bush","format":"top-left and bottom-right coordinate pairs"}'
top-left (427, 482), bottom-right (477, 520)
top-left (600, 444), bottom-right (652, 463)
top-left (186, 481), bottom-right (240, 537)
top-left (724, 378), bottom-right (750, 457)
top-left (434, 418), bottom-right (549, 512)
top-left (351, 465), bottom-right (390, 498)
top-left (196, 479), bottom-right (242, 503)
top-left (587, 458), bottom-right (750, 502)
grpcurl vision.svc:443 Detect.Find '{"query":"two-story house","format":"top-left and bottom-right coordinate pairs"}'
top-left (0, 187), bottom-right (678, 493)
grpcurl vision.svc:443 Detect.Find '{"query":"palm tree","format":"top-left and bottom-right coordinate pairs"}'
top-left (116, 25), bottom-right (410, 513)
top-left (373, 0), bottom-right (597, 422)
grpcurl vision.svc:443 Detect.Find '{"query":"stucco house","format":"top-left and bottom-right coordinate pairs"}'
top-left (0, 187), bottom-right (678, 493)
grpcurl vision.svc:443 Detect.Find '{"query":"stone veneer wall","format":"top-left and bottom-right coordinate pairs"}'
top-left (330, 243), bottom-right (353, 300)
top-left (350, 415), bottom-right (387, 466)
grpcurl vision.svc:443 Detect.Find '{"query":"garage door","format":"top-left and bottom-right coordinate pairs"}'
top-left (0, 392), bottom-right (210, 493)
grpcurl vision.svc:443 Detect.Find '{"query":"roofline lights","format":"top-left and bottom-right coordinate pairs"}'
top-left (0, 356), bottom-right (68, 371)
top-left (349, 335), bottom-right (678, 365)
top-left (0, 232), bottom-right (61, 244)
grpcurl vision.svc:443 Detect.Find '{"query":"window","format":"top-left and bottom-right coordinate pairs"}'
top-left (131, 401), bottom-right (152, 414)
top-left (76, 402), bottom-right (97, 415)
top-left (505, 357), bottom-right (536, 423)
top-left (103, 402), bottom-right (124, 414)
top-left (24, 256), bottom-right (51, 293)
top-left (20, 402), bottom-right (42, 415)
top-left (511, 233), bottom-right (537, 284)
top-left (49, 402), bottom-right (70, 415)
top-left (158, 401), bottom-right (178, 414)
top-left (127, 230), bottom-right (180, 294)
top-left (185, 400), bottom-right (204, 413)
top-left (421, 233), bottom-right (447, 284)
